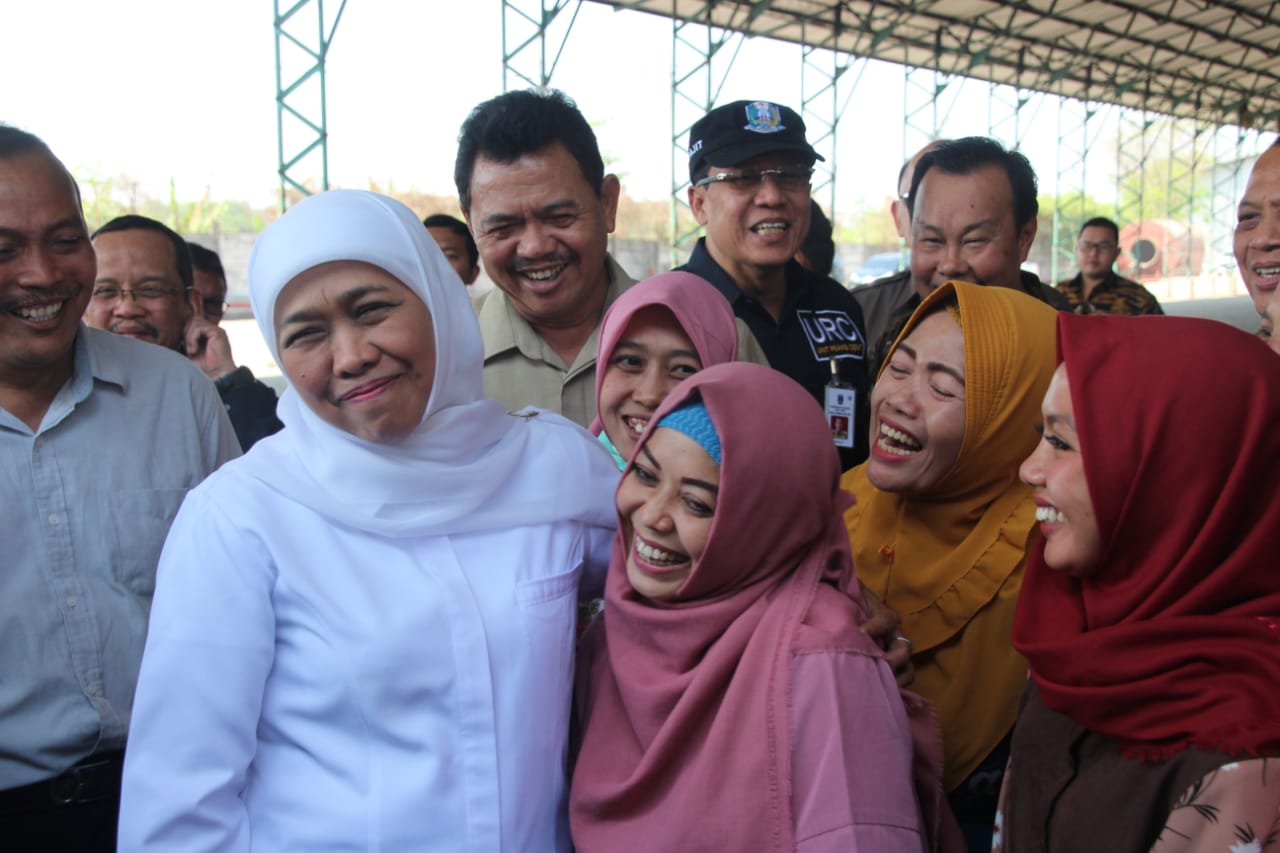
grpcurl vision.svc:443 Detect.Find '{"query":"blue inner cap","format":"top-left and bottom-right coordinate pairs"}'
top-left (655, 400), bottom-right (721, 465)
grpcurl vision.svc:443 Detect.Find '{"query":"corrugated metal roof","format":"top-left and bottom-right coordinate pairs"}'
top-left (591, 0), bottom-right (1280, 129)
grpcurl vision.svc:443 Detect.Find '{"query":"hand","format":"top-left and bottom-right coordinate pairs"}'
top-left (858, 581), bottom-right (915, 687)
top-left (185, 315), bottom-right (238, 380)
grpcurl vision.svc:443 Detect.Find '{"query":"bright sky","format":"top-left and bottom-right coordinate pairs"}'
top-left (6, 0), bottom-right (1116, 217)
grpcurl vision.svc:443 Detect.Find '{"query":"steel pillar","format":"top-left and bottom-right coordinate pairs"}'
top-left (799, 15), bottom-right (866, 221)
top-left (669, 8), bottom-right (747, 264)
top-left (501, 0), bottom-right (582, 91)
top-left (274, 0), bottom-right (347, 211)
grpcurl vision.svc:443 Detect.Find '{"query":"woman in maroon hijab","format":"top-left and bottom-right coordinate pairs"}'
top-left (570, 363), bottom-right (958, 852)
top-left (998, 314), bottom-right (1280, 852)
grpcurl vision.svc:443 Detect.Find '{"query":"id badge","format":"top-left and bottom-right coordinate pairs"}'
top-left (824, 384), bottom-right (855, 448)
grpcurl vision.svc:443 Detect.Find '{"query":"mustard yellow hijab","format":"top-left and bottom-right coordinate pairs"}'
top-left (842, 280), bottom-right (1057, 790)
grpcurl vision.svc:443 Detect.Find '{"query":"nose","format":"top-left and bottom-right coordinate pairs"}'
top-left (16, 246), bottom-right (58, 285)
top-left (633, 488), bottom-right (675, 534)
top-left (112, 290), bottom-right (147, 317)
top-left (1019, 442), bottom-right (1046, 487)
top-left (1254, 209), bottom-right (1280, 248)
top-left (632, 367), bottom-right (666, 408)
top-left (516, 221), bottom-right (556, 260)
top-left (752, 173), bottom-right (788, 206)
top-left (882, 376), bottom-right (920, 418)
top-left (937, 242), bottom-right (967, 277)
top-left (331, 325), bottom-right (379, 377)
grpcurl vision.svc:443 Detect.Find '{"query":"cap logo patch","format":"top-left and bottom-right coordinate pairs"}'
top-left (689, 139), bottom-right (703, 157)
top-left (743, 101), bottom-right (785, 134)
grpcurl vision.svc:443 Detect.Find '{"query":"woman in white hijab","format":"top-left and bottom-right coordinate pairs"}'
top-left (117, 190), bottom-right (619, 851)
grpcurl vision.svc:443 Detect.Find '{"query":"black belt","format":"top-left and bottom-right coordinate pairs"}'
top-left (0, 751), bottom-right (125, 814)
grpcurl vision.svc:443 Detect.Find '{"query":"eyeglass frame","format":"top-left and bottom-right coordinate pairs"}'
top-left (692, 165), bottom-right (815, 192)
top-left (1076, 239), bottom-right (1118, 253)
top-left (90, 284), bottom-right (186, 305)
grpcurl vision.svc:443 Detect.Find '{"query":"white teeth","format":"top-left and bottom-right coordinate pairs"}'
top-left (625, 417), bottom-right (647, 434)
top-left (1035, 506), bottom-right (1067, 523)
top-left (17, 302), bottom-right (63, 322)
top-left (524, 266), bottom-right (565, 282)
top-left (879, 422), bottom-right (921, 448)
top-left (753, 222), bottom-right (787, 233)
top-left (1255, 266), bottom-right (1280, 276)
top-left (635, 538), bottom-right (684, 565)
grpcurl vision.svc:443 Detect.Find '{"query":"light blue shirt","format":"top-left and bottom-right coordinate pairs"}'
top-left (0, 326), bottom-right (240, 787)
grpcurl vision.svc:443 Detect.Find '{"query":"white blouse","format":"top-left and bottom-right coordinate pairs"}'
top-left (118, 467), bottom-right (612, 851)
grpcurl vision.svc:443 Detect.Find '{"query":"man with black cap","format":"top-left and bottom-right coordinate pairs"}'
top-left (680, 100), bottom-right (869, 469)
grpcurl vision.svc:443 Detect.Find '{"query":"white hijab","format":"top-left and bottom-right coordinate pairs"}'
top-left (239, 189), bottom-right (617, 538)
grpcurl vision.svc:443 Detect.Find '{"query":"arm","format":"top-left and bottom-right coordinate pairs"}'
top-left (791, 650), bottom-right (927, 853)
top-left (117, 489), bottom-right (276, 851)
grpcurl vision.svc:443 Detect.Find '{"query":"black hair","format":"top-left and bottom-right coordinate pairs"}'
top-left (93, 215), bottom-right (194, 293)
top-left (0, 123), bottom-right (55, 160)
top-left (800, 200), bottom-right (835, 276)
top-left (423, 213), bottom-right (479, 268)
top-left (454, 88), bottom-right (604, 212)
top-left (0, 123), bottom-right (83, 205)
top-left (908, 136), bottom-right (1039, 230)
top-left (186, 241), bottom-right (225, 281)
top-left (1079, 216), bottom-right (1119, 242)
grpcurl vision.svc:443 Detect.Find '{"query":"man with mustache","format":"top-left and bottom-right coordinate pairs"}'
top-left (1235, 138), bottom-right (1280, 322)
top-left (0, 124), bottom-right (240, 850)
top-left (455, 89), bottom-right (635, 428)
top-left (86, 215), bottom-right (282, 449)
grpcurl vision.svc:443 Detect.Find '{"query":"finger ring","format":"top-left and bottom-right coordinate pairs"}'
top-left (894, 635), bottom-right (912, 649)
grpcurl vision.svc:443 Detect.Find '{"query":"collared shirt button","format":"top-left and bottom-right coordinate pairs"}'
top-left (48, 513), bottom-right (60, 526)
top-left (66, 596), bottom-right (78, 608)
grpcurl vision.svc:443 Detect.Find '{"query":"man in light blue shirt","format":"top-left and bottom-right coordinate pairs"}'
top-left (0, 124), bottom-right (240, 850)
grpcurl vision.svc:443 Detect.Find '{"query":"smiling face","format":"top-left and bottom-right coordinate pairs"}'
top-left (910, 164), bottom-right (1036, 298)
top-left (1019, 364), bottom-right (1103, 578)
top-left (867, 309), bottom-right (967, 495)
top-left (689, 153), bottom-right (812, 284)
top-left (87, 229), bottom-right (192, 350)
top-left (274, 260), bottom-right (436, 444)
top-left (617, 426), bottom-right (719, 601)
top-left (599, 306), bottom-right (702, 461)
top-left (464, 143), bottom-right (619, 330)
top-left (1235, 146), bottom-right (1280, 316)
top-left (0, 150), bottom-right (95, 389)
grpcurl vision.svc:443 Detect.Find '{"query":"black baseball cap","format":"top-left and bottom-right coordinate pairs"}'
top-left (688, 100), bottom-right (824, 181)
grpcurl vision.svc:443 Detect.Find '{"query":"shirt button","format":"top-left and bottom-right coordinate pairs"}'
top-left (48, 513), bottom-right (60, 526)
top-left (66, 596), bottom-right (78, 608)
top-left (879, 544), bottom-right (895, 562)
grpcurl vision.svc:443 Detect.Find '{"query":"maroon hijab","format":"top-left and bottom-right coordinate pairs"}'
top-left (569, 363), bottom-right (872, 851)
top-left (1013, 314), bottom-right (1280, 760)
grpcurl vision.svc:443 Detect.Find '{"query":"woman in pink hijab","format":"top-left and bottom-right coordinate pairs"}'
top-left (590, 271), bottom-right (745, 469)
top-left (570, 363), bottom-right (957, 852)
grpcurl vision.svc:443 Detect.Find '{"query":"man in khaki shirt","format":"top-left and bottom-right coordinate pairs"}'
top-left (454, 89), bottom-right (632, 427)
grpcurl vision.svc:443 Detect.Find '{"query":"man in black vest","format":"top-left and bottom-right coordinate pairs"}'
top-left (679, 100), bottom-right (869, 470)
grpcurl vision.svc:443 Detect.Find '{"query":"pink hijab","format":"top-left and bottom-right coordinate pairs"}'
top-left (589, 271), bottom-right (740, 435)
top-left (570, 363), bottom-right (877, 851)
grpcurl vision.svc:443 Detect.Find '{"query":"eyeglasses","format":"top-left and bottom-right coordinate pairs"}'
top-left (694, 166), bottom-right (814, 193)
top-left (91, 285), bottom-right (181, 305)
top-left (1077, 240), bottom-right (1118, 253)
top-left (202, 298), bottom-right (229, 319)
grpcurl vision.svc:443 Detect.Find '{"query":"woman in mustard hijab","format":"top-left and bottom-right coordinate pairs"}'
top-left (841, 280), bottom-right (1057, 851)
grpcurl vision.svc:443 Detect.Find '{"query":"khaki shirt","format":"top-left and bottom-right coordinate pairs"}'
top-left (474, 254), bottom-right (637, 427)
top-left (474, 255), bottom-right (769, 427)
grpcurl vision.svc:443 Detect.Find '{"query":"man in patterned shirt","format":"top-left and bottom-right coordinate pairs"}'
top-left (1056, 217), bottom-right (1164, 315)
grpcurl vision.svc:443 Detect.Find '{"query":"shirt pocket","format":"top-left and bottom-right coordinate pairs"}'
top-left (108, 488), bottom-right (190, 596)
